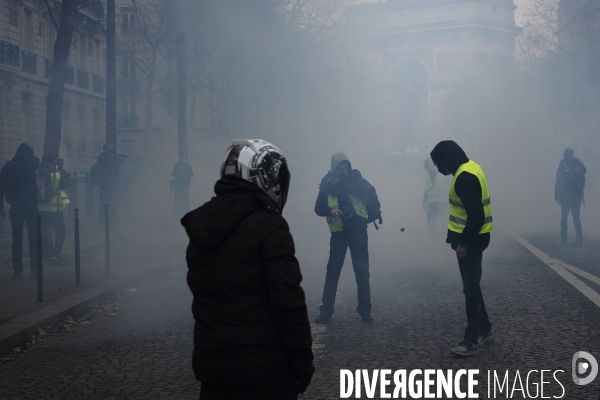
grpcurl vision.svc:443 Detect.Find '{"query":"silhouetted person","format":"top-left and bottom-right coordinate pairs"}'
top-left (0, 144), bottom-right (40, 279)
top-left (37, 156), bottom-right (70, 264)
top-left (555, 148), bottom-right (586, 247)
top-left (182, 140), bottom-right (314, 400)
top-left (314, 152), bottom-right (373, 324)
top-left (423, 158), bottom-right (448, 238)
top-left (94, 144), bottom-right (120, 227)
top-left (430, 140), bottom-right (494, 357)
top-left (171, 153), bottom-right (194, 217)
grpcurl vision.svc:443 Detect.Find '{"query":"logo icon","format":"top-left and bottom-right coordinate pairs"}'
top-left (572, 351), bottom-right (598, 386)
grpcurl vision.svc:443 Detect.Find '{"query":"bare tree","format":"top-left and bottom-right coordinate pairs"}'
top-left (515, 0), bottom-right (559, 71)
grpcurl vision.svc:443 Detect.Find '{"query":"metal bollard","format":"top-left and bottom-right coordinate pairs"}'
top-left (105, 204), bottom-right (110, 275)
top-left (36, 215), bottom-right (43, 303)
top-left (74, 208), bottom-right (81, 287)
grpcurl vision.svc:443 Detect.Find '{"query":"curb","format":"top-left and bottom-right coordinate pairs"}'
top-left (0, 261), bottom-right (179, 355)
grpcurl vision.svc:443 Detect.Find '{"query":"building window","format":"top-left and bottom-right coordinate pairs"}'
top-left (94, 40), bottom-right (102, 75)
top-left (122, 7), bottom-right (136, 33)
top-left (22, 92), bottom-right (33, 145)
top-left (63, 101), bottom-right (72, 137)
top-left (79, 34), bottom-right (87, 70)
top-left (79, 140), bottom-right (87, 152)
top-left (9, 0), bottom-right (21, 26)
top-left (120, 95), bottom-right (138, 128)
top-left (78, 103), bottom-right (86, 133)
top-left (64, 138), bottom-right (72, 151)
top-left (122, 50), bottom-right (136, 79)
top-left (23, 9), bottom-right (34, 53)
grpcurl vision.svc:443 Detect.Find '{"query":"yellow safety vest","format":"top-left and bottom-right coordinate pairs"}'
top-left (425, 173), bottom-right (447, 205)
top-left (327, 194), bottom-right (368, 232)
top-left (38, 172), bottom-right (70, 213)
top-left (448, 160), bottom-right (493, 234)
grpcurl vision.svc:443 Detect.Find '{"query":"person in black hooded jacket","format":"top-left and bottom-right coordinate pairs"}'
top-left (0, 143), bottom-right (40, 279)
top-left (430, 140), bottom-right (493, 357)
top-left (182, 140), bottom-right (314, 400)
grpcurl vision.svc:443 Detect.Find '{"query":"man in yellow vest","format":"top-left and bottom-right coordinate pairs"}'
top-left (430, 141), bottom-right (493, 357)
top-left (423, 158), bottom-right (448, 238)
top-left (38, 156), bottom-right (70, 264)
top-left (314, 152), bottom-right (373, 324)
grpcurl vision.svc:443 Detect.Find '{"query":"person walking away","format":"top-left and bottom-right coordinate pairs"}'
top-left (423, 158), bottom-right (448, 238)
top-left (93, 144), bottom-right (120, 228)
top-left (37, 156), bottom-right (70, 265)
top-left (314, 151), bottom-right (374, 324)
top-left (430, 140), bottom-right (494, 357)
top-left (171, 154), bottom-right (194, 217)
top-left (0, 144), bottom-right (40, 279)
top-left (555, 148), bottom-right (586, 247)
top-left (182, 139), bottom-right (314, 399)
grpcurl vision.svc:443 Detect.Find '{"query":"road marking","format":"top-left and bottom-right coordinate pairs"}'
top-left (512, 234), bottom-right (600, 309)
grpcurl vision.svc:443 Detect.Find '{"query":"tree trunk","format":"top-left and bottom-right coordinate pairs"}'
top-left (42, 0), bottom-right (79, 160)
top-left (176, 31), bottom-right (188, 158)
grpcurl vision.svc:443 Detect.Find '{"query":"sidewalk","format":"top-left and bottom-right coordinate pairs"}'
top-left (0, 213), bottom-right (188, 354)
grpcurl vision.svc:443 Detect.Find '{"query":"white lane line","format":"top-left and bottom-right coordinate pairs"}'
top-left (512, 234), bottom-right (600, 309)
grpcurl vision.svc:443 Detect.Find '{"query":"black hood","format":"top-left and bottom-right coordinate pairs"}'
top-left (181, 178), bottom-right (276, 249)
top-left (14, 143), bottom-right (35, 160)
top-left (430, 140), bottom-right (469, 175)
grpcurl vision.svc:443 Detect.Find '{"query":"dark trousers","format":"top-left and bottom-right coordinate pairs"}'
top-left (458, 247), bottom-right (491, 344)
top-left (200, 370), bottom-right (297, 400)
top-left (560, 199), bottom-right (582, 241)
top-left (10, 208), bottom-right (38, 275)
top-left (40, 211), bottom-right (66, 261)
top-left (173, 187), bottom-right (190, 217)
top-left (319, 225), bottom-right (371, 317)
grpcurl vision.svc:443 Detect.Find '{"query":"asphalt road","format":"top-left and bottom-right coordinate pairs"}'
top-left (1, 235), bottom-right (600, 399)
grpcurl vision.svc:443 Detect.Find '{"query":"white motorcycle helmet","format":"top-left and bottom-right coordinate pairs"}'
top-left (221, 139), bottom-right (290, 211)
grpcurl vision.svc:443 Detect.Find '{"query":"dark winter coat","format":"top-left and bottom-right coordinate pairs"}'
top-left (555, 156), bottom-right (586, 202)
top-left (314, 152), bottom-right (368, 231)
top-left (430, 140), bottom-right (490, 250)
top-left (182, 177), bottom-right (314, 386)
top-left (0, 144), bottom-right (40, 211)
top-left (171, 162), bottom-right (194, 190)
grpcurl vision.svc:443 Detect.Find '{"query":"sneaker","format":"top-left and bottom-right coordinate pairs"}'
top-left (314, 315), bottom-right (332, 324)
top-left (361, 314), bottom-right (374, 323)
top-left (478, 331), bottom-right (493, 345)
top-left (12, 273), bottom-right (22, 280)
top-left (450, 341), bottom-right (479, 357)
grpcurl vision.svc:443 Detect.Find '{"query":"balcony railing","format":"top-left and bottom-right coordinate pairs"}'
top-left (65, 66), bottom-right (75, 85)
top-left (0, 41), bottom-right (20, 68)
top-left (77, 70), bottom-right (89, 89)
top-left (93, 74), bottom-right (104, 93)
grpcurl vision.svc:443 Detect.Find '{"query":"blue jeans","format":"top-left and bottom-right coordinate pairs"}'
top-left (319, 225), bottom-right (371, 317)
top-left (458, 246), bottom-right (492, 344)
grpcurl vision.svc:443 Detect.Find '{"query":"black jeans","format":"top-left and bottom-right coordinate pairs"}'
top-left (200, 370), bottom-right (297, 400)
top-left (40, 211), bottom-right (66, 261)
top-left (319, 225), bottom-right (371, 317)
top-left (560, 199), bottom-right (582, 241)
top-left (10, 207), bottom-right (38, 275)
top-left (458, 246), bottom-right (491, 344)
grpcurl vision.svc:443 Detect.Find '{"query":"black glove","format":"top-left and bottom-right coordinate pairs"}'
top-left (295, 364), bottom-right (315, 394)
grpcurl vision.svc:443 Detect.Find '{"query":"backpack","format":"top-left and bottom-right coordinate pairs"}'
top-left (363, 179), bottom-right (382, 227)
top-left (564, 161), bottom-right (585, 192)
top-left (37, 171), bottom-right (57, 204)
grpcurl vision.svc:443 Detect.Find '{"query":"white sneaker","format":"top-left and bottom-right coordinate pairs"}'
top-left (450, 341), bottom-right (479, 357)
top-left (478, 331), bottom-right (493, 345)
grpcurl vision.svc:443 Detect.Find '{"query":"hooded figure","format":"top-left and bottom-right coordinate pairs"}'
top-left (430, 140), bottom-right (493, 357)
top-left (182, 140), bottom-right (314, 400)
top-left (0, 143), bottom-right (40, 279)
top-left (313, 151), bottom-right (373, 324)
